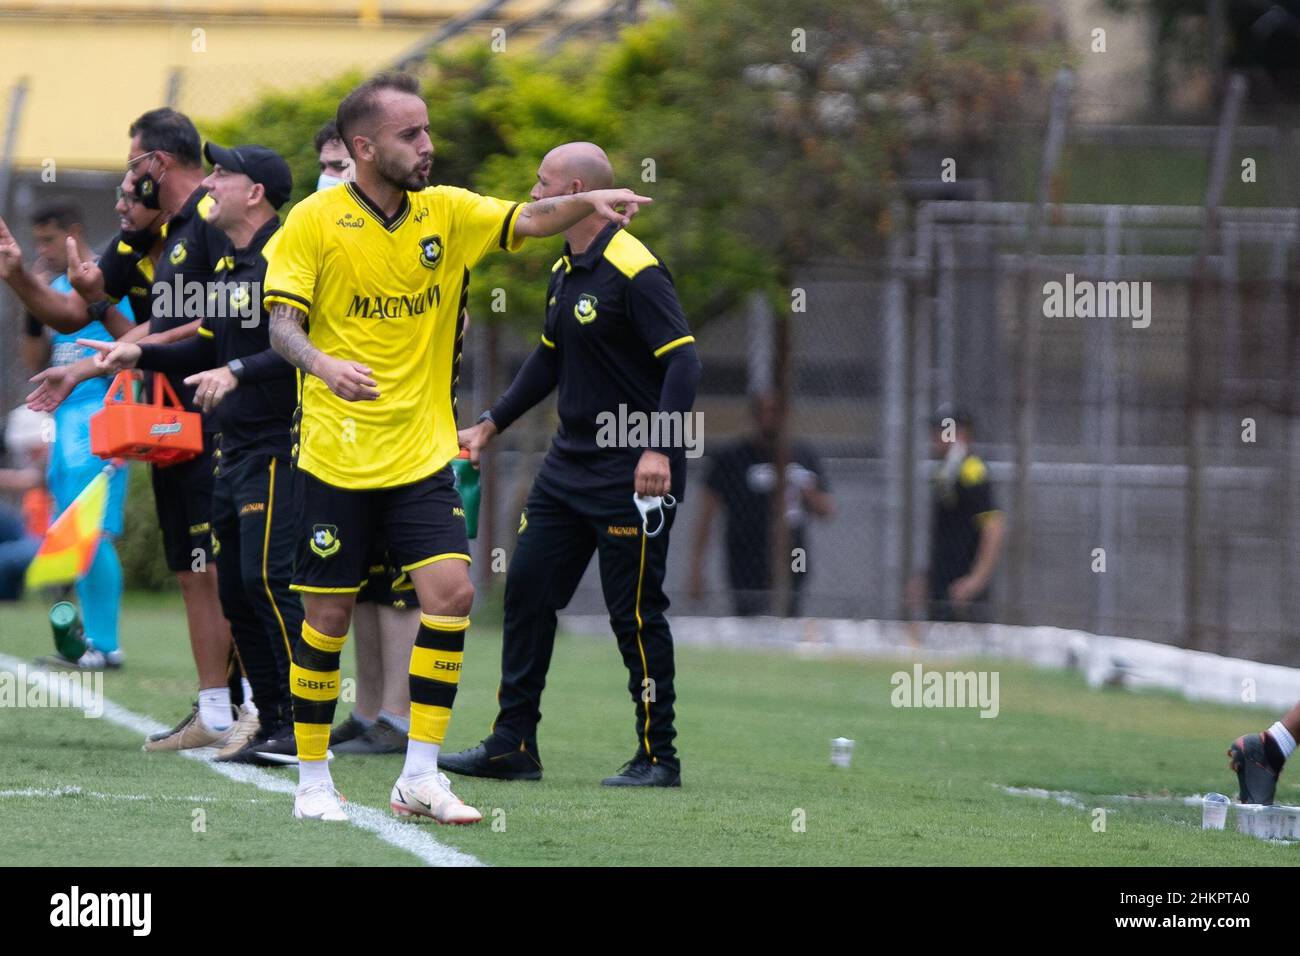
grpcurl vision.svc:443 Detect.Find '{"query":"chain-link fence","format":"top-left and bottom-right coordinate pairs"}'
top-left (461, 185), bottom-right (1300, 667)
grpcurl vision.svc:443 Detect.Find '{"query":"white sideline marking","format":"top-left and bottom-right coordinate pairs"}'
top-left (0, 653), bottom-right (483, 867)
top-left (1002, 785), bottom-right (1204, 808)
top-left (0, 786), bottom-right (251, 803)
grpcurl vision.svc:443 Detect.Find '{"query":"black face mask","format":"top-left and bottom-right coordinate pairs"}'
top-left (120, 215), bottom-right (162, 252)
top-left (131, 155), bottom-right (166, 210)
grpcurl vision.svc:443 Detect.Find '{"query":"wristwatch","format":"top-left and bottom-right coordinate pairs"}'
top-left (86, 299), bottom-right (112, 323)
top-left (227, 358), bottom-right (246, 382)
top-left (476, 410), bottom-right (496, 427)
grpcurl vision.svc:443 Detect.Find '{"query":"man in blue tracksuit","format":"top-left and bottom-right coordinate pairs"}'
top-left (22, 203), bottom-right (130, 667)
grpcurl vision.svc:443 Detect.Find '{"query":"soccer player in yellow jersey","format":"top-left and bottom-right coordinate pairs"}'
top-left (266, 72), bottom-right (651, 823)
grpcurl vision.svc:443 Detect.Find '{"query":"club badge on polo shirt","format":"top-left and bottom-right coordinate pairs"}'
top-left (419, 235), bottom-right (443, 269)
top-left (574, 293), bottom-right (598, 324)
top-left (168, 239), bottom-right (188, 266)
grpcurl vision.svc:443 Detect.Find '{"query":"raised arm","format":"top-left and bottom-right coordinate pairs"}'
top-left (512, 189), bottom-right (654, 239)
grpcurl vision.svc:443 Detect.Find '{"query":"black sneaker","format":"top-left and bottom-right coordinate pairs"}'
top-left (1229, 733), bottom-right (1281, 805)
top-left (250, 727), bottom-right (303, 766)
top-left (439, 738), bottom-right (543, 781)
top-left (218, 724), bottom-right (304, 766)
top-left (329, 713), bottom-right (370, 747)
top-left (601, 753), bottom-right (680, 787)
top-left (334, 715), bottom-right (408, 755)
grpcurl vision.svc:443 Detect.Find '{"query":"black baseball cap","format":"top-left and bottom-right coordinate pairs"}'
top-left (203, 142), bottom-right (293, 209)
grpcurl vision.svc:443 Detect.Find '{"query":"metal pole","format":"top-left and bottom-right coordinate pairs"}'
top-left (882, 202), bottom-right (908, 620)
top-left (1186, 71), bottom-right (1245, 650)
top-left (1009, 68), bottom-right (1071, 625)
top-left (1096, 206), bottom-right (1121, 633)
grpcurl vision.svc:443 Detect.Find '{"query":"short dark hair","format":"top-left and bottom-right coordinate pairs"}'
top-left (314, 120), bottom-right (343, 154)
top-left (335, 72), bottom-right (421, 156)
top-left (30, 202), bottom-right (84, 231)
top-left (128, 108), bottom-right (202, 167)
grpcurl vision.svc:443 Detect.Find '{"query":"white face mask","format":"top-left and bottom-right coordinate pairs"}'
top-left (316, 172), bottom-right (345, 192)
top-left (633, 492), bottom-right (677, 538)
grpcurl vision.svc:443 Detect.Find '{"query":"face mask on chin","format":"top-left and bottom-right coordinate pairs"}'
top-left (317, 172), bottom-right (345, 192)
top-left (120, 214), bottom-right (162, 252)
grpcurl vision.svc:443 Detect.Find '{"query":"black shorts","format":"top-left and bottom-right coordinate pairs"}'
top-left (357, 545), bottom-right (417, 609)
top-left (150, 443), bottom-right (215, 573)
top-left (291, 465), bottom-right (470, 595)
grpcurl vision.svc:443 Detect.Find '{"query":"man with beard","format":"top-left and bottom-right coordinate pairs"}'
top-left (266, 71), bottom-right (651, 822)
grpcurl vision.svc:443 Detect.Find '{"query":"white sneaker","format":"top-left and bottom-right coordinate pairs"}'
top-left (293, 782), bottom-right (348, 822)
top-left (391, 771), bottom-right (482, 825)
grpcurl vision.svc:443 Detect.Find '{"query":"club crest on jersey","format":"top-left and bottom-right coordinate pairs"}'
top-left (168, 239), bottom-right (187, 266)
top-left (419, 235), bottom-right (443, 269)
top-left (310, 524), bottom-right (341, 558)
top-left (574, 293), bottom-right (598, 324)
top-left (228, 283), bottom-right (251, 311)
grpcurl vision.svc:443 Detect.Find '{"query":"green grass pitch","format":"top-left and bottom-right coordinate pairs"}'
top-left (1, 592), bottom-right (1297, 866)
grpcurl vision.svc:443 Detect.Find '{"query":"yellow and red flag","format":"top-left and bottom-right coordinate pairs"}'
top-left (24, 465), bottom-right (113, 589)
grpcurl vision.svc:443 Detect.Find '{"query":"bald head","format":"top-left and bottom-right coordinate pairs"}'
top-left (536, 142), bottom-right (614, 197)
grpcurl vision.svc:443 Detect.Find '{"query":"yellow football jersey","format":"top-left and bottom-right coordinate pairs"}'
top-left (264, 182), bottom-right (523, 488)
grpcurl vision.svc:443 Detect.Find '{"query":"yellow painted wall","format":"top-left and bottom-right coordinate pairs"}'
top-left (0, 1), bottom-right (598, 170)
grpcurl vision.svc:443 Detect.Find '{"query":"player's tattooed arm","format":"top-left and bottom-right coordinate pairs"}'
top-left (513, 189), bottom-right (655, 238)
top-left (270, 302), bottom-right (379, 401)
top-left (269, 303), bottom-right (321, 375)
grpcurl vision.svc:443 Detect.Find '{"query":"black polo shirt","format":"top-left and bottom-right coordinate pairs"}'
top-left (929, 453), bottom-right (999, 599)
top-left (137, 215), bottom-right (294, 459)
top-left (532, 222), bottom-right (697, 501)
top-left (98, 236), bottom-right (153, 322)
top-left (103, 186), bottom-right (227, 420)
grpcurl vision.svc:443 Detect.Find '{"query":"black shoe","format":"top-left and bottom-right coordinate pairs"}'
top-left (218, 724), bottom-right (301, 766)
top-left (601, 753), bottom-right (680, 787)
top-left (1229, 733), bottom-right (1281, 805)
top-left (440, 738), bottom-right (543, 781)
top-left (334, 715), bottom-right (408, 754)
top-left (329, 713), bottom-right (370, 747)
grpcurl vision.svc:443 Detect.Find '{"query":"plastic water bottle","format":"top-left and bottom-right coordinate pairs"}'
top-left (451, 450), bottom-right (480, 540)
top-left (49, 601), bottom-right (86, 662)
top-left (1202, 792), bottom-right (1230, 830)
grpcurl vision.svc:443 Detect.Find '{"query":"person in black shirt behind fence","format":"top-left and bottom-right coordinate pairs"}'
top-left (908, 405), bottom-right (1005, 623)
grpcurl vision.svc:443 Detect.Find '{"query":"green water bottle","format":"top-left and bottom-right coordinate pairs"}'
top-left (50, 601), bottom-right (86, 662)
top-left (451, 449), bottom-right (480, 539)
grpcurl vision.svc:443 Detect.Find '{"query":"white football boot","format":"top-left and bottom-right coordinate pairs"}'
top-left (390, 771), bottom-right (482, 825)
top-left (293, 782), bottom-right (349, 822)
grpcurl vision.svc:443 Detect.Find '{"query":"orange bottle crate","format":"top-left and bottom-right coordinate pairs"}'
top-left (90, 371), bottom-right (203, 465)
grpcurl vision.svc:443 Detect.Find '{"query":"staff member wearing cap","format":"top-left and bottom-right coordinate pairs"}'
top-left (908, 406), bottom-right (1005, 623)
top-left (87, 143), bottom-right (304, 764)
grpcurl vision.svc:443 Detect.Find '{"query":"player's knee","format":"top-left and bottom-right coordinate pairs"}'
top-left (307, 605), bottom-right (351, 639)
top-left (446, 578), bottom-right (475, 616)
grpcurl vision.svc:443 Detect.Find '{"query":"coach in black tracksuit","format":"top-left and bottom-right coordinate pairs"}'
top-left (442, 175), bottom-right (701, 787)
top-left (97, 145), bottom-right (302, 759)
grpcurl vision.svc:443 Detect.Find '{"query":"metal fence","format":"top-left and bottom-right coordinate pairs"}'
top-left (462, 195), bottom-right (1300, 665)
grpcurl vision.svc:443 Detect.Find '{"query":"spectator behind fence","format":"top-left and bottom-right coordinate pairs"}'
top-left (0, 406), bottom-right (52, 601)
top-left (908, 405), bottom-right (1005, 623)
top-left (690, 391), bottom-right (834, 616)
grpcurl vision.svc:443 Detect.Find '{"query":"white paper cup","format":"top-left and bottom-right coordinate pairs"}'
top-left (830, 737), bottom-right (855, 768)
top-left (1201, 792), bottom-right (1230, 830)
